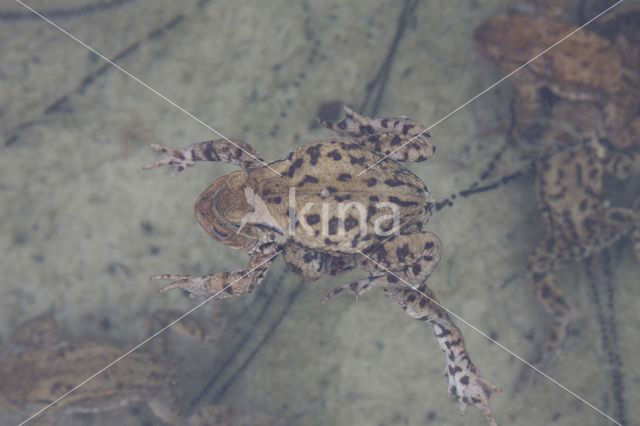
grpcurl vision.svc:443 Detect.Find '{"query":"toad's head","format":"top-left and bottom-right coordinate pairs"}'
top-left (195, 171), bottom-right (283, 251)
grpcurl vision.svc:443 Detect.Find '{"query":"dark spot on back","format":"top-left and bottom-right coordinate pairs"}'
top-left (349, 155), bottom-right (366, 166)
top-left (298, 174), bottom-right (319, 186)
top-left (384, 178), bottom-right (404, 187)
top-left (306, 146), bottom-right (321, 165)
top-left (396, 244), bottom-right (410, 262)
top-left (389, 196), bottom-right (417, 207)
top-left (306, 214), bottom-right (320, 225)
top-left (327, 149), bottom-right (342, 161)
top-left (344, 215), bottom-right (359, 231)
top-left (287, 158), bottom-right (304, 178)
top-left (359, 124), bottom-right (374, 134)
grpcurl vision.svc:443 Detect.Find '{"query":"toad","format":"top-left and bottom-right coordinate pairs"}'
top-left (474, 10), bottom-right (640, 372)
top-left (145, 107), bottom-right (501, 425)
top-left (474, 12), bottom-right (640, 150)
top-left (525, 100), bottom-right (640, 370)
top-left (0, 312), bottom-right (178, 424)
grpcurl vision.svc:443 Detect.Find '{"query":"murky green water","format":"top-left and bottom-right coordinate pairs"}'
top-left (1, 1), bottom-right (637, 425)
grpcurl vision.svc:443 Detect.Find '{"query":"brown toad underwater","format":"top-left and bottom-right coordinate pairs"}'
top-left (475, 8), bottom-right (640, 376)
top-left (474, 11), bottom-right (640, 150)
top-left (0, 312), bottom-right (178, 424)
top-left (145, 107), bottom-right (501, 425)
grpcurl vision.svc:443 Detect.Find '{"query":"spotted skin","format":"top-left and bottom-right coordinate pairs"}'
top-left (0, 314), bottom-right (179, 423)
top-left (474, 12), bottom-right (640, 149)
top-left (524, 118), bottom-right (640, 373)
top-left (145, 107), bottom-right (500, 425)
top-left (327, 231), bottom-right (499, 424)
top-left (325, 231), bottom-right (442, 299)
top-left (475, 9), bottom-right (640, 377)
top-left (154, 248), bottom-right (278, 298)
top-left (144, 139), bottom-right (265, 177)
top-left (527, 143), bottom-right (640, 366)
top-left (320, 106), bottom-right (435, 162)
top-left (385, 285), bottom-right (499, 424)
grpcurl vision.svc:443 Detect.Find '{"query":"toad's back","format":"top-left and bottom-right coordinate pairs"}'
top-left (250, 140), bottom-right (432, 252)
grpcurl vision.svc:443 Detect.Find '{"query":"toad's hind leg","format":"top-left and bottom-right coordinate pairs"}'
top-left (525, 251), bottom-right (571, 371)
top-left (385, 285), bottom-right (500, 426)
top-left (525, 206), bottom-right (640, 374)
top-left (144, 139), bottom-right (265, 176)
top-left (319, 106), bottom-right (435, 162)
top-left (152, 251), bottom-right (277, 298)
top-left (327, 232), bottom-right (500, 425)
top-left (326, 232), bottom-right (441, 300)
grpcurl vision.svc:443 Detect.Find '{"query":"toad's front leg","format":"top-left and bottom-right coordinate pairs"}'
top-left (152, 251), bottom-right (278, 298)
top-left (319, 106), bottom-right (435, 163)
top-left (143, 139), bottom-right (265, 176)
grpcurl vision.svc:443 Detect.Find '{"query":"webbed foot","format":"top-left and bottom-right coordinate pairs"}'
top-left (143, 144), bottom-right (195, 177)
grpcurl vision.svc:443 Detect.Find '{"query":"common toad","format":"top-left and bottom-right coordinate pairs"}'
top-left (474, 10), bottom-right (640, 371)
top-left (0, 312), bottom-right (178, 424)
top-left (526, 101), bottom-right (640, 369)
top-left (474, 12), bottom-right (640, 149)
top-left (145, 107), bottom-right (501, 425)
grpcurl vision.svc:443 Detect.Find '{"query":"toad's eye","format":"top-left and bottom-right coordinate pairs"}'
top-left (210, 224), bottom-right (230, 240)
